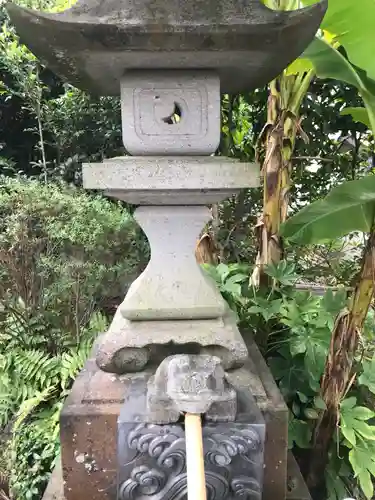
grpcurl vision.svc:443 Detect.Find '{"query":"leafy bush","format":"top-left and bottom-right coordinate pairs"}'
top-left (0, 176), bottom-right (147, 348)
top-left (1, 0), bottom-right (124, 184)
top-left (0, 310), bottom-right (108, 500)
top-left (207, 260), bottom-right (375, 500)
top-left (0, 178), bottom-right (147, 499)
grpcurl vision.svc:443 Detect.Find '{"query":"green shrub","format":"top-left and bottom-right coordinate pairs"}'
top-left (207, 261), bottom-right (375, 500)
top-left (0, 177), bottom-right (147, 499)
top-left (0, 176), bottom-right (147, 351)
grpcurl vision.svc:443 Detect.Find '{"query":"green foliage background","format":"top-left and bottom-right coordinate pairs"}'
top-left (207, 261), bottom-right (375, 500)
top-left (0, 178), bottom-right (147, 499)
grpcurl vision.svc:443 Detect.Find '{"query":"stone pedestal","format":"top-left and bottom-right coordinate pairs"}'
top-left (60, 339), bottom-right (288, 500)
top-left (83, 155), bottom-right (259, 375)
top-left (121, 205), bottom-right (226, 321)
top-left (117, 376), bottom-right (265, 500)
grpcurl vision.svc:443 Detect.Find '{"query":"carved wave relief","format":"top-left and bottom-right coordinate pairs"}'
top-left (118, 423), bottom-right (263, 500)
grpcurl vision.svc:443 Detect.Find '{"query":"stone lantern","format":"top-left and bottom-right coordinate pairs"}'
top-left (8, 1), bottom-right (326, 499)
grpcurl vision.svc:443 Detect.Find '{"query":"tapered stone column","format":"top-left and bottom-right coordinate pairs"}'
top-left (122, 205), bottom-right (225, 321)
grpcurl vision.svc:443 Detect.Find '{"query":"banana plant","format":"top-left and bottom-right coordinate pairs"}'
top-left (297, 0), bottom-right (375, 133)
top-left (252, 0), bottom-right (375, 494)
top-left (252, 0), bottom-right (313, 288)
top-left (254, 0), bottom-right (375, 287)
top-left (297, 37), bottom-right (375, 135)
top-left (284, 0), bottom-right (375, 491)
top-left (281, 174), bottom-right (375, 493)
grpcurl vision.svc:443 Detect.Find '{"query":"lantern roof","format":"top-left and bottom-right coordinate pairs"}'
top-left (7, 0), bottom-right (327, 95)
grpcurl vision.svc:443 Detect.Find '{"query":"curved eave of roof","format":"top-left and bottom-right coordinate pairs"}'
top-left (6, 0), bottom-right (327, 95)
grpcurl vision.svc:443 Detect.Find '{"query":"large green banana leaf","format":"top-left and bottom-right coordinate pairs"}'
top-left (304, 37), bottom-right (375, 132)
top-left (303, 0), bottom-right (375, 82)
top-left (280, 175), bottom-right (375, 244)
top-left (290, 0), bottom-right (375, 133)
top-left (294, 37), bottom-right (375, 133)
top-left (341, 107), bottom-right (371, 129)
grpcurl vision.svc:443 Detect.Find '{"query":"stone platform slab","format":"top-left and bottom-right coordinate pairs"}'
top-left (59, 339), bottom-right (289, 500)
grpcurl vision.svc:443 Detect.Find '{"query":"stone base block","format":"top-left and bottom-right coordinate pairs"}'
top-left (116, 361), bottom-right (265, 499)
top-left (60, 340), bottom-right (288, 500)
top-left (44, 452), bottom-right (310, 500)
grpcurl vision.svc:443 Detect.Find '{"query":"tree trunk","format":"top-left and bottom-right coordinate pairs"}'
top-left (307, 230), bottom-right (375, 491)
top-left (252, 71), bottom-right (312, 288)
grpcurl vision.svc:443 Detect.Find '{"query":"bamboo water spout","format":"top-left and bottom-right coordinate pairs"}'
top-left (147, 355), bottom-right (237, 499)
top-left (185, 413), bottom-right (207, 500)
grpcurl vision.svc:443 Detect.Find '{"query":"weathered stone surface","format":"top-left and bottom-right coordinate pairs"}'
top-left (243, 336), bottom-right (289, 500)
top-left (286, 453), bottom-right (312, 500)
top-left (118, 356), bottom-right (265, 500)
top-left (121, 71), bottom-right (220, 155)
top-left (7, 0), bottom-right (327, 96)
top-left (117, 421), bottom-right (265, 499)
top-left (60, 340), bottom-right (288, 500)
top-left (95, 308), bottom-right (248, 373)
top-left (82, 156), bottom-right (259, 205)
top-left (60, 360), bottom-right (123, 500)
top-left (45, 451), bottom-right (310, 500)
top-left (121, 205), bottom-right (226, 321)
top-left (42, 459), bottom-right (64, 500)
top-left (146, 354), bottom-right (237, 421)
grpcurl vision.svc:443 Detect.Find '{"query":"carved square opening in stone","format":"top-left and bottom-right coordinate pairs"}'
top-left (121, 70), bottom-right (220, 155)
top-left (136, 88), bottom-right (205, 137)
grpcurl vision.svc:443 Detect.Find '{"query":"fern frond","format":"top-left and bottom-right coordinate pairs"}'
top-left (0, 354), bottom-right (12, 373)
top-left (13, 386), bottom-right (56, 433)
top-left (86, 310), bottom-right (108, 334)
top-left (0, 490), bottom-right (10, 500)
top-left (0, 393), bottom-right (16, 429)
top-left (0, 440), bottom-right (10, 500)
top-left (32, 400), bottom-right (63, 442)
top-left (0, 446), bottom-right (9, 498)
top-left (13, 350), bottom-right (60, 390)
top-left (60, 348), bottom-right (88, 389)
top-left (0, 375), bottom-right (17, 428)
